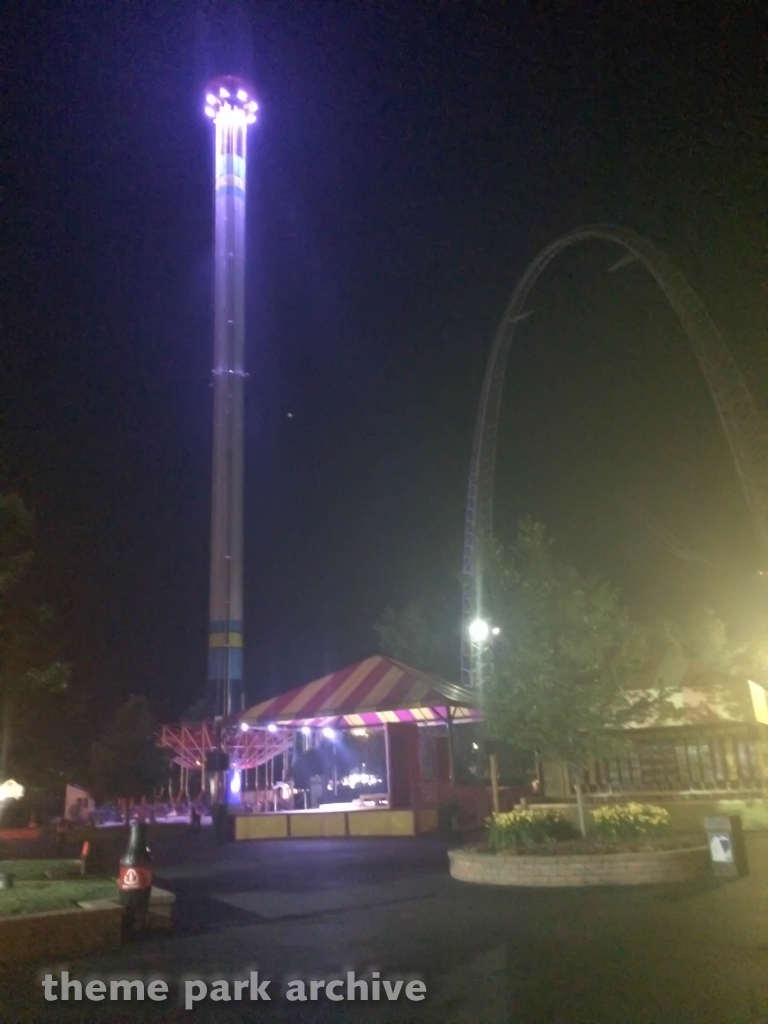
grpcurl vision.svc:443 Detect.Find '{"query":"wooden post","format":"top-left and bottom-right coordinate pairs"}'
top-left (446, 707), bottom-right (456, 784)
top-left (489, 752), bottom-right (500, 815)
top-left (572, 765), bottom-right (587, 837)
top-left (384, 722), bottom-right (393, 808)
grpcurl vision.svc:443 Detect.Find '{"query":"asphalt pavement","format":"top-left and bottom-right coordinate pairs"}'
top-left (2, 827), bottom-right (768, 1023)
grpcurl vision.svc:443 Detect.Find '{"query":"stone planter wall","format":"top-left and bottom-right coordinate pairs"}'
top-left (0, 886), bottom-right (175, 962)
top-left (448, 845), bottom-right (709, 887)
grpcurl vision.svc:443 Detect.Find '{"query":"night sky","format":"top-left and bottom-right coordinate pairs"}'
top-left (3, 2), bottom-right (766, 721)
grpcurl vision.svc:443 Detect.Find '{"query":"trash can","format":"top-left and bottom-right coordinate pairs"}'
top-left (703, 814), bottom-right (749, 878)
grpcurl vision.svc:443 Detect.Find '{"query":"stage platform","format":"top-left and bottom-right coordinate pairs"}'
top-left (234, 804), bottom-right (439, 840)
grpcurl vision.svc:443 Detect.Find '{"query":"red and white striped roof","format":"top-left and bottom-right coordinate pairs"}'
top-left (240, 655), bottom-right (480, 729)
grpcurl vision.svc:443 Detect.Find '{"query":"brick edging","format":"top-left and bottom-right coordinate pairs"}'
top-left (448, 845), bottom-right (709, 886)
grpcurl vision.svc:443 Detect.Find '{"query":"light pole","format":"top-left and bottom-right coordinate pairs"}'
top-left (468, 618), bottom-right (501, 812)
top-left (467, 618), bottom-right (500, 689)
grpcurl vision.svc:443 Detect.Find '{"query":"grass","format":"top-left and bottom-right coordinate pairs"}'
top-left (0, 877), bottom-right (118, 916)
top-left (0, 858), bottom-right (84, 881)
top-left (0, 859), bottom-right (117, 916)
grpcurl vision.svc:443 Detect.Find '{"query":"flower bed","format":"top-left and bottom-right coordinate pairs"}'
top-left (477, 834), bottom-right (703, 857)
top-left (449, 803), bottom-right (709, 886)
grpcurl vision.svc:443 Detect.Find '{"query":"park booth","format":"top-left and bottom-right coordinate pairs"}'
top-left (230, 656), bottom-right (482, 839)
top-left (538, 656), bottom-right (768, 833)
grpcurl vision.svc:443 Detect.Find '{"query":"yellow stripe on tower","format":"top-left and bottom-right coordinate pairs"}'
top-left (209, 632), bottom-right (244, 648)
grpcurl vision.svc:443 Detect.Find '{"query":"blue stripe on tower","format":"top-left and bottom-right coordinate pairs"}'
top-left (209, 620), bottom-right (244, 634)
top-left (207, 646), bottom-right (243, 681)
top-left (216, 154), bottom-right (245, 176)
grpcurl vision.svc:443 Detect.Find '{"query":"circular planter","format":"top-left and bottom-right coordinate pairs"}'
top-left (448, 845), bottom-right (709, 887)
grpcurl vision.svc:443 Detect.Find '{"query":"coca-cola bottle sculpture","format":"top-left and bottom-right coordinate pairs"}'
top-left (118, 820), bottom-right (153, 928)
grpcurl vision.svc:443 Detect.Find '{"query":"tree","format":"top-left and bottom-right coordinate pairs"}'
top-left (661, 606), bottom-right (768, 682)
top-left (481, 520), bottom-right (665, 834)
top-left (373, 593), bottom-right (458, 678)
top-left (90, 696), bottom-right (168, 812)
top-left (0, 493), bottom-right (71, 783)
top-left (180, 697), bottom-right (207, 723)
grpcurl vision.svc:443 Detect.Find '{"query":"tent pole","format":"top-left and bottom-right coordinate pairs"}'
top-left (446, 706), bottom-right (456, 785)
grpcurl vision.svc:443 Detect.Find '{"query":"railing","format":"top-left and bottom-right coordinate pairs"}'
top-left (158, 722), bottom-right (293, 770)
top-left (581, 732), bottom-right (765, 795)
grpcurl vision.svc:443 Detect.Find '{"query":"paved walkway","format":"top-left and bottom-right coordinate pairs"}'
top-left (2, 830), bottom-right (768, 1022)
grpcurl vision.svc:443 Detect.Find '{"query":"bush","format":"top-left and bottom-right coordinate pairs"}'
top-left (486, 808), bottom-right (578, 850)
top-left (590, 802), bottom-right (669, 842)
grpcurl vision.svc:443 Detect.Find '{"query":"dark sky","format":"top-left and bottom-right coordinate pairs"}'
top-left (3, 1), bottom-right (766, 720)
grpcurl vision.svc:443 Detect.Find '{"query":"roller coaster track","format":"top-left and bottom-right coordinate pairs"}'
top-left (462, 224), bottom-right (768, 688)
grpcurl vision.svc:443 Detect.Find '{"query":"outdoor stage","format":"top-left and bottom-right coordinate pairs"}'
top-left (160, 656), bottom-right (485, 839)
top-left (234, 803), bottom-right (439, 840)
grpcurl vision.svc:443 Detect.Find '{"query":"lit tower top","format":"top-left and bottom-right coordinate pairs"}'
top-left (204, 77), bottom-right (258, 720)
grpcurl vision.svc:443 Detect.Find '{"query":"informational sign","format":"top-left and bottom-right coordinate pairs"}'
top-left (708, 834), bottom-right (733, 864)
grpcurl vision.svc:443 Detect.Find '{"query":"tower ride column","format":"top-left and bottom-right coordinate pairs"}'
top-left (204, 79), bottom-right (257, 718)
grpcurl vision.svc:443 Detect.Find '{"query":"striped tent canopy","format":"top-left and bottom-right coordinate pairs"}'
top-left (240, 656), bottom-right (481, 729)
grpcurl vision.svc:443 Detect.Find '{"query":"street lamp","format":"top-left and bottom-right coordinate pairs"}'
top-left (469, 618), bottom-right (490, 643)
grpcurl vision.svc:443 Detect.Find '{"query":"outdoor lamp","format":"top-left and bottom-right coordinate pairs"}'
top-left (469, 618), bottom-right (490, 643)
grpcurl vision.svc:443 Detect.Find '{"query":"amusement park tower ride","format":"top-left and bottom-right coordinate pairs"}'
top-left (204, 78), bottom-right (257, 718)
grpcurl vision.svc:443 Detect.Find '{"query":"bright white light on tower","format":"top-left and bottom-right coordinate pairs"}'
top-left (322, 727), bottom-right (335, 740)
top-left (492, 626), bottom-right (500, 636)
top-left (219, 87), bottom-right (230, 98)
top-left (204, 106), bottom-right (216, 118)
top-left (240, 721), bottom-right (249, 732)
top-left (246, 114), bottom-right (256, 124)
top-left (248, 101), bottom-right (258, 112)
top-left (267, 723), bottom-right (277, 733)
top-left (469, 618), bottom-right (490, 643)
top-left (206, 94), bottom-right (217, 105)
top-left (301, 726), bottom-right (311, 735)
top-left (237, 89), bottom-right (248, 101)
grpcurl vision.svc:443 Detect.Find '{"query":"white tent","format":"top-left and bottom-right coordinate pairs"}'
top-left (64, 783), bottom-right (94, 822)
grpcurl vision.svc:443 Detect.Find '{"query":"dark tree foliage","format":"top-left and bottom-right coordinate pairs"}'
top-left (180, 697), bottom-right (207, 723)
top-left (662, 606), bottom-right (768, 682)
top-left (90, 695), bottom-right (168, 804)
top-left (480, 519), bottom-right (679, 833)
top-left (0, 493), bottom-right (71, 783)
top-left (374, 593), bottom-right (458, 679)
top-left (481, 519), bottom-right (662, 766)
top-left (647, 605), bottom-right (768, 723)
